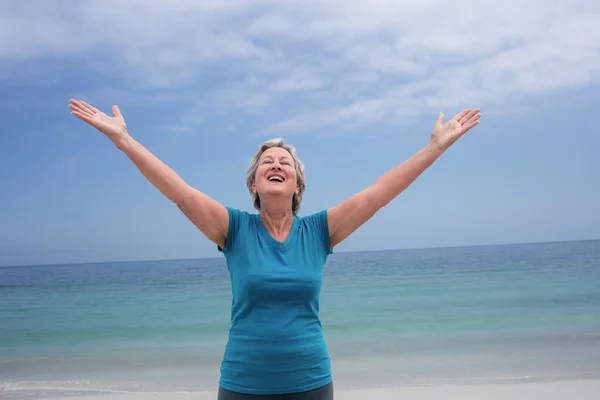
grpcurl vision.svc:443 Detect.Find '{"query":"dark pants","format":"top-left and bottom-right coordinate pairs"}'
top-left (217, 381), bottom-right (333, 400)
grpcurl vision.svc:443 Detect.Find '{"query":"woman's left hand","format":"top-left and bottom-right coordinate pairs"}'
top-left (429, 108), bottom-right (481, 151)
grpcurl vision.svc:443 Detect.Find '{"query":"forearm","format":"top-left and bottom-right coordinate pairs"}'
top-left (116, 135), bottom-right (191, 205)
top-left (371, 142), bottom-right (445, 207)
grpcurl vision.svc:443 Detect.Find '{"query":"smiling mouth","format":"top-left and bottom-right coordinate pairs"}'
top-left (268, 176), bottom-right (285, 183)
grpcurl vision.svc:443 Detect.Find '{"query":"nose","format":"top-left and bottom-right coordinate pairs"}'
top-left (270, 161), bottom-right (282, 170)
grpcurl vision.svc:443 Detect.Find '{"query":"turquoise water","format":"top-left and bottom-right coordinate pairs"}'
top-left (2, 240), bottom-right (600, 397)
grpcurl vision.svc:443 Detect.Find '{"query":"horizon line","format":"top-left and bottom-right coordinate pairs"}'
top-left (1, 237), bottom-right (598, 269)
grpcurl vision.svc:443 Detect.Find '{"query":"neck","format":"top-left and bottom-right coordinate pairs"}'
top-left (259, 201), bottom-right (294, 239)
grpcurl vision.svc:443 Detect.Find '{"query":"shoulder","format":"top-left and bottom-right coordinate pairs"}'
top-left (297, 209), bottom-right (332, 254)
top-left (224, 206), bottom-right (253, 221)
top-left (297, 209), bottom-right (329, 231)
top-left (218, 207), bottom-right (257, 253)
top-left (226, 207), bottom-right (262, 233)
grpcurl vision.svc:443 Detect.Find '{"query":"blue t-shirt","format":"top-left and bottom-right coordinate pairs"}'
top-left (217, 207), bottom-right (333, 394)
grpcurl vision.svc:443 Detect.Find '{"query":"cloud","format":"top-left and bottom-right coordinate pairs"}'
top-left (3, 0), bottom-right (600, 135)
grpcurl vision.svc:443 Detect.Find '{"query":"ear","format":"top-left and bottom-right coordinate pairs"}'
top-left (295, 185), bottom-right (300, 195)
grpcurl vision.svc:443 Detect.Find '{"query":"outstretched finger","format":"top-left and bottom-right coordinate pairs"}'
top-left (462, 120), bottom-right (480, 133)
top-left (68, 100), bottom-right (89, 111)
top-left (69, 99), bottom-right (97, 114)
top-left (79, 101), bottom-right (100, 114)
top-left (453, 108), bottom-right (471, 122)
top-left (465, 112), bottom-right (481, 126)
top-left (460, 108), bottom-right (480, 124)
top-left (71, 110), bottom-right (94, 125)
top-left (69, 102), bottom-right (94, 118)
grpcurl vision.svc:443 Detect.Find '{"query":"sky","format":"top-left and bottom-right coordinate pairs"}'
top-left (1, 0), bottom-right (599, 266)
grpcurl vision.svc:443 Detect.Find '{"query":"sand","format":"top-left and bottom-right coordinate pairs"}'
top-left (44, 379), bottom-right (600, 400)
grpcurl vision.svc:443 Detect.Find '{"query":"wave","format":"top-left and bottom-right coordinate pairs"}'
top-left (4, 371), bottom-right (600, 395)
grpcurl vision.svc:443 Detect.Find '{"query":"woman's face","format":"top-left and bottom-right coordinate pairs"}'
top-left (253, 147), bottom-right (299, 202)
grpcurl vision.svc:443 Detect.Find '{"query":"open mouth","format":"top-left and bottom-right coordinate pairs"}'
top-left (267, 175), bottom-right (285, 183)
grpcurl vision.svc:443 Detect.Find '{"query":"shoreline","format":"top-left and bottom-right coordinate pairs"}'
top-left (4, 379), bottom-right (600, 400)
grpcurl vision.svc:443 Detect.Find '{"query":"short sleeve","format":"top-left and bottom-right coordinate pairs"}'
top-left (306, 209), bottom-right (333, 256)
top-left (217, 207), bottom-right (242, 255)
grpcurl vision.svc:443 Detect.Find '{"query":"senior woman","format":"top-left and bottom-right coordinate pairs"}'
top-left (68, 99), bottom-right (481, 399)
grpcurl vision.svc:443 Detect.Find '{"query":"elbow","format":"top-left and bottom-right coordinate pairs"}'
top-left (376, 197), bottom-right (391, 209)
top-left (368, 185), bottom-right (393, 209)
top-left (172, 186), bottom-right (195, 210)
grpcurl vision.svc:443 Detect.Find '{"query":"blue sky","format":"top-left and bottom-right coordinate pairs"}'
top-left (1, 0), bottom-right (599, 266)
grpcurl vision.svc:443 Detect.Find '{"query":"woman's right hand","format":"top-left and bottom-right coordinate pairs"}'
top-left (69, 99), bottom-right (129, 146)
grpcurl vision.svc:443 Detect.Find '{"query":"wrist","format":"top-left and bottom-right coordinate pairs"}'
top-left (115, 133), bottom-right (135, 151)
top-left (425, 140), bottom-right (447, 157)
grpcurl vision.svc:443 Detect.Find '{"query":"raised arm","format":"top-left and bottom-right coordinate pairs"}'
top-left (327, 108), bottom-right (481, 248)
top-left (68, 100), bottom-right (229, 249)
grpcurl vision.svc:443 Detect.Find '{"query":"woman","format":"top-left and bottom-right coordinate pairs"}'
top-left (68, 99), bottom-right (481, 399)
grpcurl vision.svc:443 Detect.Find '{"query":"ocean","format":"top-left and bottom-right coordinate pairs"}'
top-left (2, 240), bottom-right (600, 398)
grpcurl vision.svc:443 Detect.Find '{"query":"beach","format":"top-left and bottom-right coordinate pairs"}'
top-left (35, 380), bottom-right (600, 400)
top-left (2, 240), bottom-right (600, 399)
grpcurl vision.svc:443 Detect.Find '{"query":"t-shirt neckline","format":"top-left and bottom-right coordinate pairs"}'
top-left (256, 214), bottom-right (298, 249)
